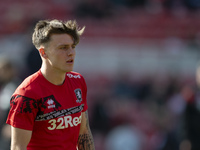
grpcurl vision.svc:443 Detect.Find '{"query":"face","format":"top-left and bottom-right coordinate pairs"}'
top-left (44, 34), bottom-right (76, 73)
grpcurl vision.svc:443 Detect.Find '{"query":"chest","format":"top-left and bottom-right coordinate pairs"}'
top-left (35, 80), bottom-right (84, 121)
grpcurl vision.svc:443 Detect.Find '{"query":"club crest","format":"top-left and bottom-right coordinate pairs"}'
top-left (74, 89), bottom-right (82, 103)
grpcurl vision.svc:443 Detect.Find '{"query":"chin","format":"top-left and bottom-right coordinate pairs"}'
top-left (65, 68), bottom-right (73, 72)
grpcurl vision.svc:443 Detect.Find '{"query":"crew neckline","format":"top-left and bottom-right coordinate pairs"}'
top-left (38, 70), bottom-right (67, 87)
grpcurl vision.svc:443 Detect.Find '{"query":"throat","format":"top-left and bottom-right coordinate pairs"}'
top-left (41, 67), bottom-right (66, 85)
top-left (51, 76), bottom-right (66, 85)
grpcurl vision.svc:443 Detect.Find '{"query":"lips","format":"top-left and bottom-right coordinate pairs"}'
top-left (66, 59), bottom-right (73, 63)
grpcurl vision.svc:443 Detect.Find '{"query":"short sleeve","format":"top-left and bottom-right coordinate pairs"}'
top-left (6, 94), bottom-right (38, 131)
top-left (81, 76), bottom-right (88, 112)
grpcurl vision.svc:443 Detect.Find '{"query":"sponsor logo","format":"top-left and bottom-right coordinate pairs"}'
top-left (35, 104), bottom-right (84, 121)
top-left (47, 99), bottom-right (55, 109)
top-left (47, 115), bottom-right (82, 130)
top-left (67, 74), bottom-right (81, 79)
top-left (74, 89), bottom-right (82, 103)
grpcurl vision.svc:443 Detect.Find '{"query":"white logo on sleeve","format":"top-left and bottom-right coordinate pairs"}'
top-left (67, 74), bottom-right (81, 79)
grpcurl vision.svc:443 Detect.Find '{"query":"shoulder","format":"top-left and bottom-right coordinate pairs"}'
top-left (14, 71), bottom-right (41, 97)
top-left (66, 71), bottom-right (87, 88)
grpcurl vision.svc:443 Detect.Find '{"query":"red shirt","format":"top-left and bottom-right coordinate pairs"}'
top-left (6, 70), bottom-right (88, 150)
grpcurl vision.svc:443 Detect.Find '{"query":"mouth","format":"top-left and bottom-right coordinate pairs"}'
top-left (66, 59), bottom-right (74, 64)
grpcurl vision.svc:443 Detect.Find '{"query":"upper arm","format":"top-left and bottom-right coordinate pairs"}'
top-left (11, 126), bottom-right (32, 150)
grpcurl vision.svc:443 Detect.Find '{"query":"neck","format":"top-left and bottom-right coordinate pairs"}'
top-left (40, 64), bottom-right (66, 85)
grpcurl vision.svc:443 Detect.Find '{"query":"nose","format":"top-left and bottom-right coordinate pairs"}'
top-left (68, 47), bottom-right (75, 56)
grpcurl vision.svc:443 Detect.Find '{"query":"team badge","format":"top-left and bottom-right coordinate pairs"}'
top-left (74, 89), bottom-right (82, 103)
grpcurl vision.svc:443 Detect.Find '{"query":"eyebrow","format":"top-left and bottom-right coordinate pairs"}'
top-left (57, 44), bottom-right (76, 48)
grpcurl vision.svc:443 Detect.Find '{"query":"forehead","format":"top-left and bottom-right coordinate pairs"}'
top-left (50, 34), bottom-right (74, 46)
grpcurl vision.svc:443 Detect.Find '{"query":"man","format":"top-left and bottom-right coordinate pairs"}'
top-left (6, 19), bottom-right (95, 150)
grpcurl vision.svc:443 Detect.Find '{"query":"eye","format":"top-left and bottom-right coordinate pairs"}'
top-left (58, 45), bottom-right (75, 50)
top-left (59, 46), bottom-right (69, 50)
top-left (72, 45), bottom-right (76, 49)
top-left (60, 47), bottom-right (65, 49)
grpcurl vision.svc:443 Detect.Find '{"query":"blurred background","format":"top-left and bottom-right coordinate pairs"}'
top-left (0, 0), bottom-right (200, 150)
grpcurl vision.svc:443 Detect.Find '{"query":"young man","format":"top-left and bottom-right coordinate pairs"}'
top-left (6, 19), bottom-right (95, 150)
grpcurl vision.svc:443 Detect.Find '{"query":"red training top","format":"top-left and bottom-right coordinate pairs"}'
top-left (6, 70), bottom-right (88, 150)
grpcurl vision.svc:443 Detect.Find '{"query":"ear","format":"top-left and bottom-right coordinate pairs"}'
top-left (39, 48), bottom-right (47, 58)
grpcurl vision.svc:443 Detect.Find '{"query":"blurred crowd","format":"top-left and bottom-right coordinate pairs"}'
top-left (86, 70), bottom-right (200, 150)
top-left (0, 0), bottom-right (200, 150)
top-left (1, 0), bottom-right (200, 36)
